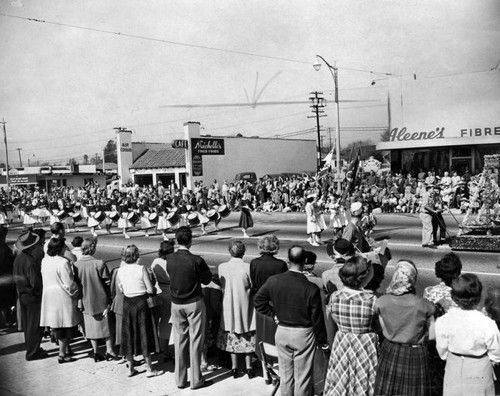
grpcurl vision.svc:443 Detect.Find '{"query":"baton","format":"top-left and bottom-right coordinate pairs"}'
top-left (447, 208), bottom-right (461, 227)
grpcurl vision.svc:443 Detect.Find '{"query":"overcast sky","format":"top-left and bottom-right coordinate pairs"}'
top-left (1, 0), bottom-right (499, 165)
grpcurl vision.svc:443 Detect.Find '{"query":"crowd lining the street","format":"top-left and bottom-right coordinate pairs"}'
top-left (1, 220), bottom-right (500, 395)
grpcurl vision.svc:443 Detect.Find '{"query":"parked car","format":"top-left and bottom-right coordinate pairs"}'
top-left (234, 172), bottom-right (257, 184)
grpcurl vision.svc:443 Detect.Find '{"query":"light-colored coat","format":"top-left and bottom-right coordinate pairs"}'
top-left (219, 257), bottom-right (256, 334)
top-left (40, 255), bottom-right (80, 328)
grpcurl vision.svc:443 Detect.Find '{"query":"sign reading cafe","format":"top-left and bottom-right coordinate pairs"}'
top-left (191, 138), bottom-right (225, 155)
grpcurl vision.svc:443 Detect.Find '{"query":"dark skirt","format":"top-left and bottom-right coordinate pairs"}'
top-left (375, 339), bottom-right (431, 396)
top-left (239, 208), bottom-right (253, 229)
top-left (120, 295), bottom-right (156, 357)
top-left (52, 326), bottom-right (79, 340)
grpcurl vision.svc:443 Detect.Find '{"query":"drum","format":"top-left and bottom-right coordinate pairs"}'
top-left (72, 213), bottom-right (82, 223)
top-left (57, 210), bottom-right (68, 220)
top-left (148, 213), bottom-right (159, 224)
top-left (218, 205), bottom-right (231, 218)
top-left (166, 211), bottom-right (180, 226)
top-left (127, 212), bottom-right (140, 224)
top-left (187, 213), bottom-right (200, 226)
top-left (93, 211), bottom-right (106, 223)
top-left (109, 211), bottom-right (120, 221)
top-left (207, 209), bottom-right (218, 221)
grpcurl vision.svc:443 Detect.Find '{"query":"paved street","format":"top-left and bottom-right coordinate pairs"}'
top-left (1, 211), bottom-right (499, 395)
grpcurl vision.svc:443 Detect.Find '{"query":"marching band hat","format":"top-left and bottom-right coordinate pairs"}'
top-left (15, 231), bottom-right (40, 251)
top-left (350, 201), bottom-right (363, 216)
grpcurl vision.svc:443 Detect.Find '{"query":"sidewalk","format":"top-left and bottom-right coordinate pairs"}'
top-left (0, 326), bottom-right (271, 396)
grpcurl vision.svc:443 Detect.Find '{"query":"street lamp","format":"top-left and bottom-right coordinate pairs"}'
top-left (313, 55), bottom-right (341, 191)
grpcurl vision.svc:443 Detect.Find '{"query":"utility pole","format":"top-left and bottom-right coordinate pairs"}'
top-left (308, 92), bottom-right (327, 171)
top-left (16, 148), bottom-right (22, 167)
top-left (1, 119), bottom-right (11, 200)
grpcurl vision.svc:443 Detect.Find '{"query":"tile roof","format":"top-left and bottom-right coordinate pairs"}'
top-left (131, 148), bottom-right (185, 169)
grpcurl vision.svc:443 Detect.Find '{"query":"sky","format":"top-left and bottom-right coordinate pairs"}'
top-left (1, 0), bottom-right (499, 166)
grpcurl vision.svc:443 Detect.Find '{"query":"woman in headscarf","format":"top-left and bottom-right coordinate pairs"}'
top-left (374, 260), bottom-right (435, 396)
top-left (324, 255), bottom-right (377, 396)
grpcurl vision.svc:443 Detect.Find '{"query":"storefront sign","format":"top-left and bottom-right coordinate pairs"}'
top-left (120, 142), bottom-right (132, 152)
top-left (460, 127), bottom-right (500, 137)
top-left (191, 138), bottom-right (225, 155)
top-left (171, 139), bottom-right (188, 149)
top-left (192, 155), bottom-right (203, 176)
top-left (389, 127), bottom-right (445, 142)
top-left (0, 175), bottom-right (37, 184)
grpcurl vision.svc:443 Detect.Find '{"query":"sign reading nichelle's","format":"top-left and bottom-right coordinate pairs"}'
top-left (191, 138), bottom-right (225, 155)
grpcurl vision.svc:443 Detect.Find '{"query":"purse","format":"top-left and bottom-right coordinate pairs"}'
top-left (146, 294), bottom-right (163, 308)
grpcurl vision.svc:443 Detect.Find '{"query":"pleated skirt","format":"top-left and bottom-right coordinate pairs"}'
top-left (120, 295), bottom-right (156, 357)
top-left (374, 339), bottom-right (431, 396)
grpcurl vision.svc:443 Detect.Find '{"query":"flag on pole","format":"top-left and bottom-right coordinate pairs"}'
top-left (315, 146), bottom-right (335, 180)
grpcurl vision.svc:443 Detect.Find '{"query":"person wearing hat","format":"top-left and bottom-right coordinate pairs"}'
top-left (305, 194), bottom-right (326, 247)
top-left (13, 231), bottom-right (48, 361)
top-left (322, 238), bottom-right (356, 295)
top-left (419, 184), bottom-right (436, 248)
top-left (342, 201), bottom-right (370, 253)
top-left (431, 185), bottom-right (447, 246)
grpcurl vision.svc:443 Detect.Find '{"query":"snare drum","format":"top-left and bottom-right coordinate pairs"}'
top-left (166, 211), bottom-right (180, 226)
top-left (93, 211), bottom-right (106, 223)
top-left (72, 213), bottom-right (82, 223)
top-left (109, 211), bottom-right (120, 222)
top-left (218, 205), bottom-right (231, 218)
top-left (148, 213), bottom-right (159, 224)
top-left (57, 210), bottom-right (68, 220)
top-left (207, 209), bottom-right (218, 221)
top-left (127, 212), bottom-right (140, 224)
top-left (187, 213), bottom-right (200, 226)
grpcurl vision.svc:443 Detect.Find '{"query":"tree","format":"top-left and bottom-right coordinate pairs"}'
top-left (380, 128), bottom-right (391, 142)
top-left (103, 139), bottom-right (117, 163)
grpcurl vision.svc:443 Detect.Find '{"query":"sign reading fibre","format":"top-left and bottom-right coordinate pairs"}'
top-left (191, 138), bottom-right (225, 155)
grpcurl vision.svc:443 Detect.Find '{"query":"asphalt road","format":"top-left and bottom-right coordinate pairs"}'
top-left (6, 211), bottom-right (500, 297)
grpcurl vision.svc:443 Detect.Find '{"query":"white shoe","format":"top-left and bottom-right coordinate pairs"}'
top-left (311, 241), bottom-right (320, 247)
top-left (124, 234), bottom-right (131, 239)
top-left (163, 236), bottom-right (169, 241)
top-left (307, 237), bottom-right (314, 245)
top-left (144, 234), bottom-right (149, 237)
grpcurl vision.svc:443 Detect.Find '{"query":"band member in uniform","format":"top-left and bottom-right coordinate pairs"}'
top-left (117, 198), bottom-right (132, 239)
top-left (239, 191), bottom-right (253, 238)
top-left (86, 199), bottom-right (100, 238)
top-left (138, 198), bottom-right (154, 238)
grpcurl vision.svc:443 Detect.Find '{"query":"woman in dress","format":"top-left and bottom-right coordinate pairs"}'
top-left (374, 260), bottom-right (435, 396)
top-left (436, 274), bottom-right (500, 396)
top-left (324, 255), bottom-right (378, 396)
top-left (150, 240), bottom-right (175, 361)
top-left (74, 238), bottom-right (120, 362)
top-left (40, 237), bottom-right (81, 364)
top-left (216, 240), bottom-right (256, 378)
top-left (305, 194), bottom-right (325, 246)
top-left (117, 245), bottom-right (161, 377)
top-left (239, 191), bottom-right (253, 238)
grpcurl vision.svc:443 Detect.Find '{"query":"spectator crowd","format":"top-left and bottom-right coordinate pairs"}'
top-left (1, 221), bottom-right (500, 395)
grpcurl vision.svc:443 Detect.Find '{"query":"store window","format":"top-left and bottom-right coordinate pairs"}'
top-left (474, 145), bottom-right (500, 172)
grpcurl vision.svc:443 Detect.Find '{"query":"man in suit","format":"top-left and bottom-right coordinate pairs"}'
top-left (255, 246), bottom-right (328, 396)
top-left (13, 231), bottom-right (48, 361)
top-left (168, 226), bottom-right (212, 390)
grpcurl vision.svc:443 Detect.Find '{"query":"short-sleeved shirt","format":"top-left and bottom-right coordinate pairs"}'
top-left (375, 293), bottom-right (435, 345)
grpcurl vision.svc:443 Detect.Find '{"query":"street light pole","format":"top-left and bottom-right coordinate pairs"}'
top-left (314, 55), bottom-right (341, 191)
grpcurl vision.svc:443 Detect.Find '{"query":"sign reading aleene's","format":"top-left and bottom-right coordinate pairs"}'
top-left (191, 138), bottom-right (225, 155)
top-left (389, 127), bottom-right (445, 142)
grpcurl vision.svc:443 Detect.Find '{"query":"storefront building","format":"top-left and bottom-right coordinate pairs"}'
top-left (376, 126), bottom-right (500, 175)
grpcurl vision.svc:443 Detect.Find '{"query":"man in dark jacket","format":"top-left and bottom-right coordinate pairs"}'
top-left (168, 226), bottom-right (212, 390)
top-left (13, 231), bottom-right (48, 361)
top-left (0, 226), bottom-right (15, 326)
top-left (255, 246), bottom-right (328, 396)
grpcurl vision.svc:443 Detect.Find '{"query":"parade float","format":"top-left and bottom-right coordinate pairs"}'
top-left (450, 154), bottom-right (500, 252)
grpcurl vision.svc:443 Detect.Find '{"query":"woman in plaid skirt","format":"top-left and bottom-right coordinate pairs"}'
top-left (324, 255), bottom-right (378, 396)
top-left (374, 260), bottom-right (435, 396)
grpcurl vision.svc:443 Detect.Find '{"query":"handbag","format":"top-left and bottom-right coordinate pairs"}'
top-left (146, 294), bottom-right (163, 308)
